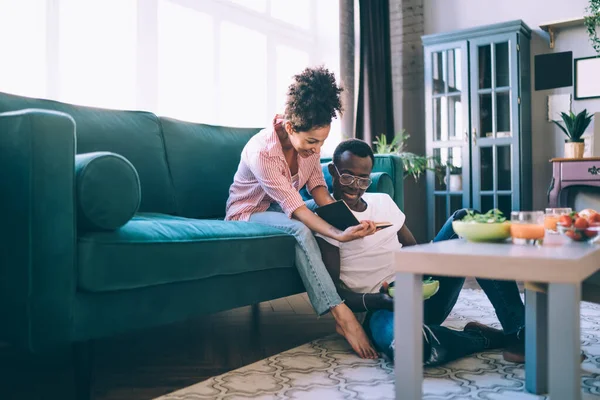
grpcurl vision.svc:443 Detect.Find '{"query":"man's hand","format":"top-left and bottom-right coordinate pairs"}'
top-left (378, 281), bottom-right (394, 311)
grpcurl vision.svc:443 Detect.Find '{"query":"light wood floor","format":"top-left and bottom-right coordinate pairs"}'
top-left (0, 279), bottom-right (510, 400)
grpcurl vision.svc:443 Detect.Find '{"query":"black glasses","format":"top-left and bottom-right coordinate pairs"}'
top-left (333, 165), bottom-right (372, 189)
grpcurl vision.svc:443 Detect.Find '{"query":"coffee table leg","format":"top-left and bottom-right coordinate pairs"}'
top-left (525, 288), bottom-right (548, 394)
top-left (549, 283), bottom-right (581, 400)
top-left (394, 272), bottom-right (423, 400)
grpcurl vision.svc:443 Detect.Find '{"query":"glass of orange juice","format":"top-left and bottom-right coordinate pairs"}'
top-left (510, 211), bottom-right (545, 245)
top-left (544, 207), bottom-right (572, 233)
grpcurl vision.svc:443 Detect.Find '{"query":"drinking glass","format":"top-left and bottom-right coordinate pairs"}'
top-left (510, 211), bottom-right (545, 245)
top-left (544, 207), bottom-right (572, 233)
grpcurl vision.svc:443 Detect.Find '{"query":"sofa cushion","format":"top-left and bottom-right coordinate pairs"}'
top-left (77, 213), bottom-right (296, 292)
top-left (159, 117), bottom-right (260, 219)
top-left (75, 152), bottom-right (141, 231)
top-left (0, 91), bottom-right (176, 214)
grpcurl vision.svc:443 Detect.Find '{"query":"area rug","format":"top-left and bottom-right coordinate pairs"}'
top-left (155, 289), bottom-right (600, 399)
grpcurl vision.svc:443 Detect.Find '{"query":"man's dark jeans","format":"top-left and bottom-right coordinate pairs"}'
top-left (368, 209), bottom-right (525, 364)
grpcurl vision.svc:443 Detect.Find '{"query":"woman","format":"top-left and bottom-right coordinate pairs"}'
top-left (225, 66), bottom-right (378, 359)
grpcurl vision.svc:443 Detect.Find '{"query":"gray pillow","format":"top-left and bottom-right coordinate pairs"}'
top-left (75, 152), bottom-right (141, 231)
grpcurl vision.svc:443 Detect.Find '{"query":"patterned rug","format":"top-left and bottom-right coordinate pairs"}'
top-left (155, 289), bottom-right (600, 399)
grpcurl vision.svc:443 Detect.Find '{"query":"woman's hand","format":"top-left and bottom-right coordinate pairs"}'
top-left (338, 220), bottom-right (377, 242)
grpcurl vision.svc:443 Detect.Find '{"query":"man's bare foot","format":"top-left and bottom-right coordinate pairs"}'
top-left (331, 304), bottom-right (378, 359)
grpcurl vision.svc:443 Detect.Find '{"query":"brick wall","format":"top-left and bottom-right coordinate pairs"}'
top-left (389, 0), bottom-right (427, 242)
top-left (339, 0), bottom-right (355, 139)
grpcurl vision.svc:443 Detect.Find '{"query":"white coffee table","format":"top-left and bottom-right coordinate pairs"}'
top-left (393, 236), bottom-right (600, 400)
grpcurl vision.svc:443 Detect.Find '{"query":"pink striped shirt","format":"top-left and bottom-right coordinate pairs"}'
top-left (225, 118), bottom-right (327, 221)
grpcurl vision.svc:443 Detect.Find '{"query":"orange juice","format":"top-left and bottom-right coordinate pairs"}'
top-left (544, 215), bottom-right (559, 231)
top-left (510, 223), bottom-right (545, 240)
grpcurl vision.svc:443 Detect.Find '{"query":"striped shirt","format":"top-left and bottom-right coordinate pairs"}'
top-left (225, 117), bottom-right (327, 221)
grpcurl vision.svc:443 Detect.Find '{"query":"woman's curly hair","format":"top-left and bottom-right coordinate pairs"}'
top-left (284, 66), bottom-right (343, 132)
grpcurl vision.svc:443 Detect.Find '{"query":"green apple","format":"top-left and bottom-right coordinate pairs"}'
top-left (387, 280), bottom-right (439, 300)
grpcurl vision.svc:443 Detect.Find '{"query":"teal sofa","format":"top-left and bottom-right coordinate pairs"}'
top-left (0, 91), bottom-right (404, 398)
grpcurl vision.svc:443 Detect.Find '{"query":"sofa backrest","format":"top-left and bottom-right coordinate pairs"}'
top-left (0, 92), bottom-right (176, 214)
top-left (160, 117), bottom-right (260, 219)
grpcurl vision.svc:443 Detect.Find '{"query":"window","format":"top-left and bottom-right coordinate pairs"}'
top-left (58, 0), bottom-right (137, 109)
top-left (0, 0), bottom-right (47, 98)
top-left (270, 0), bottom-right (311, 29)
top-left (275, 45), bottom-right (310, 112)
top-left (158, 1), bottom-right (215, 123)
top-left (218, 22), bottom-right (267, 127)
top-left (0, 0), bottom-right (341, 153)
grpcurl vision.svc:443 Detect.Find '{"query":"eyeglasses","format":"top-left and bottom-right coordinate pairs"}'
top-left (333, 164), bottom-right (372, 189)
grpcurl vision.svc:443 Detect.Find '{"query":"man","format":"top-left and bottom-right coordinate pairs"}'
top-left (316, 138), bottom-right (526, 364)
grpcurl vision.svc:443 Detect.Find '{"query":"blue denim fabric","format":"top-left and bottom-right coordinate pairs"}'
top-left (425, 209), bottom-right (525, 335)
top-left (368, 208), bottom-right (525, 364)
top-left (249, 201), bottom-right (343, 316)
top-left (369, 309), bottom-right (487, 365)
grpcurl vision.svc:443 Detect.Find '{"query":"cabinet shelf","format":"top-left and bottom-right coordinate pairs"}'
top-left (539, 17), bottom-right (585, 49)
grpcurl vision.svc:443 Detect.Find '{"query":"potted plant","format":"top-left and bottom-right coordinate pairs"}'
top-left (446, 164), bottom-right (463, 192)
top-left (585, 0), bottom-right (600, 54)
top-left (373, 130), bottom-right (442, 182)
top-left (552, 109), bottom-right (594, 159)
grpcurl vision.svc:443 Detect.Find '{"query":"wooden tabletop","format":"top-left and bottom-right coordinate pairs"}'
top-left (395, 236), bottom-right (600, 284)
top-left (550, 157), bottom-right (600, 162)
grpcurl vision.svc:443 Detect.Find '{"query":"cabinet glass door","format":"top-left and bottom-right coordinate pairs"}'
top-left (425, 42), bottom-right (470, 237)
top-left (470, 34), bottom-right (520, 218)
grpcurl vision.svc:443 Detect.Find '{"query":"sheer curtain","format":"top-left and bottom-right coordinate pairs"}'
top-left (0, 0), bottom-right (342, 155)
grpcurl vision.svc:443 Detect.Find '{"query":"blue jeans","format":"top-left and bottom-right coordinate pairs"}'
top-left (425, 209), bottom-right (525, 335)
top-left (369, 310), bottom-right (489, 365)
top-left (369, 209), bottom-right (525, 364)
top-left (249, 201), bottom-right (342, 316)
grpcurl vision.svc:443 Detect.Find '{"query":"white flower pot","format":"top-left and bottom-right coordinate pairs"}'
top-left (444, 174), bottom-right (462, 192)
top-left (564, 142), bottom-right (585, 159)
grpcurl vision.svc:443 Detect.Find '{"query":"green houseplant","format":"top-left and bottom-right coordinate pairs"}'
top-left (585, 0), bottom-right (600, 54)
top-left (373, 130), bottom-right (442, 182)
top-left (552, 109), bottom-right (594, 159)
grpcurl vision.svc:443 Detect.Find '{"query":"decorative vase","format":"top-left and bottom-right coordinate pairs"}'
top-left (444, 174), bottom-right (462, 192)
top-left (564, 141), bottom-right (585, 159)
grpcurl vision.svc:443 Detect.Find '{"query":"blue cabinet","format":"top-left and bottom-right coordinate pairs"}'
top-left (422, 20), bottom-right (532, 239)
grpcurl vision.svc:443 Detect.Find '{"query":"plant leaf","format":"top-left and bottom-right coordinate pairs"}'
top-left (552, 120), bottom-right (570, 138)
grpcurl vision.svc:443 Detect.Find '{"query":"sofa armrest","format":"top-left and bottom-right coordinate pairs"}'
top-left (372, 154), bottom-right (404, 211)
top-left (0, 109), bottom-right (77, 352)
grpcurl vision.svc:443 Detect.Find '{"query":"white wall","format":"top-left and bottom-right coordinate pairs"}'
top-left (423, 0), bottom-right (600, 211)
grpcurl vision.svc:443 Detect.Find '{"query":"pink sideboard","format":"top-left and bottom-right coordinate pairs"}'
top-left (548, 157), bottom-right (600, 207)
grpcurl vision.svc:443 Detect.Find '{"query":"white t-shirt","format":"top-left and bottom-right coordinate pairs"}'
top-left (316, 192), bottom-right (406, 294)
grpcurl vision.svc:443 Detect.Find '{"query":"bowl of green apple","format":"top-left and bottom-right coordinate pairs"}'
top-left (388, 278), bottom-right (439, 300)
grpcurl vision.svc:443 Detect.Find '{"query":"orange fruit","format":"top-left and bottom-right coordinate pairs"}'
top-left (574, 218), bottom-right (589, 230)
top-left (559, 215), bottom-right (573, 227)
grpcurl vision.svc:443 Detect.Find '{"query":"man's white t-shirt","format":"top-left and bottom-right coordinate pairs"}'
top-left (316, 192), bottom-right (406, 294)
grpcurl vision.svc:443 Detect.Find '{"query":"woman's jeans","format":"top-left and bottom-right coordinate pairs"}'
top-left (369, 208), bottom-right (525, 364)
top-left (249, 201), bottom-right (342, 316)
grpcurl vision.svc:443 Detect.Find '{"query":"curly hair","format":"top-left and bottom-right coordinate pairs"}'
top-left (284, 66), bottom-right (343, 132)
